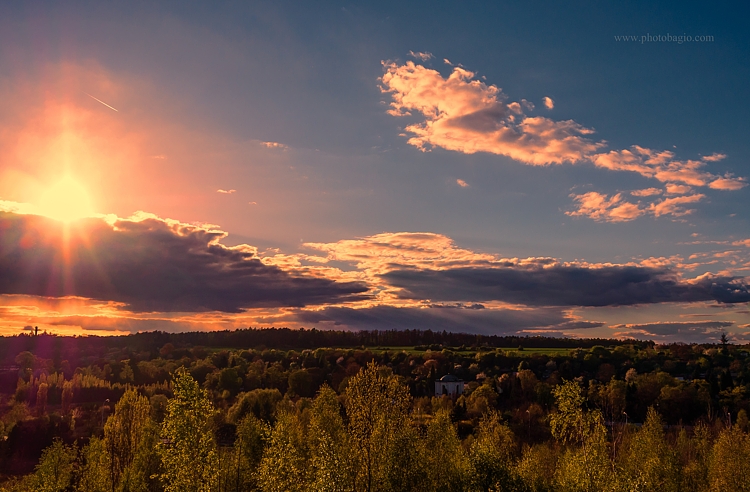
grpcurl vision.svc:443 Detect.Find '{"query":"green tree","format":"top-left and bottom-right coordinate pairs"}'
top-left (516, 443), bottom-right (558, 492)
top-left (344, 362), bottom-right (414, 492)
top-left (28, 439), bottom-right (77, 492)
top-left (469, 411), bottom-right (519, 492)
top-left (308, 385), bottom-right (354, 492)
top-left (550, 381), bottom-right (612, 492)
top-left (158, 368), bottom-right (219, 492)
top-left (232, 414), bottom-right (268, 491)
top-left (257, 411), bottom-right (309, 492)
top-left (77, 437), bottom-right (109, 492)
top-left (617, 407), bottom-right (678, 492)
top-left (104, 389), bottom-right (152, 491)
top-left (677, 423), bottom-right (711, 492)
top-left (423, 409), bottom-right (471, 492)
top-left (708, 426), bottom-right (750, 492)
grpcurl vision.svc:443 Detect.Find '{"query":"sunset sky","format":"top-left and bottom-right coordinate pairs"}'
top-left (0, 1), bottom-right (748, 342)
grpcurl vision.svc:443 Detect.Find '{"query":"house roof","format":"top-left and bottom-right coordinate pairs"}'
top-left (438, 374), bottom-right (462, 382)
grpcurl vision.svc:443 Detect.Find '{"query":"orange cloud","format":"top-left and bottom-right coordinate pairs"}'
top-left (665, 183), bottom-right (692, 195)
top-left (702, 153), bottom-right (727, 162)
top-left (381, 61), bottom-right (604, 165)
top-left (648, 194), bottom-right (705, 217)
top-left (630, 188), bottom-right (662, 197)
top-left (709, 176), bottom-right (747, 190)
top-left (567, 191), bottom-right (706, 222)
top-left (566, 192), bottom-right (644, 222)
top-left (381, 59), bottom-right (746, 221)
top-left (456, 178), bottom-right (469, 187)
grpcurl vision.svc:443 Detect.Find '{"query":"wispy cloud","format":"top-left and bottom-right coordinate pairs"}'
top-left (630, 188), bottom-right (662, 197)
top-left (612, 320), bottom-right (734, 342)
top-left (456, 178), bottom-right (470, 188)
top-left (260, 141), bottom-right (288, 150)
top-left (217, 189), bottom-right (236, 194)
top-left (407, 51), bottom-right (434, 62)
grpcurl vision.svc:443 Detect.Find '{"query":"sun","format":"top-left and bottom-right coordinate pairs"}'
top-left (38, 176), bottom-right (95, 222)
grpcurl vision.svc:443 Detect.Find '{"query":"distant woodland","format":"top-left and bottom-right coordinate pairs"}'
top-left (1, 328), bottom-right (750, 491)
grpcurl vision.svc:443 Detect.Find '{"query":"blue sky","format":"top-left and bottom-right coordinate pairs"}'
top-left (0, 1), bottom-right (748, 342)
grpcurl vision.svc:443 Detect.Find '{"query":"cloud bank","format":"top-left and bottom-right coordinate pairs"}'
top-left (0, 212), bottom-right (368, 313)
top-left (382, 264), bottom-right (750, 307)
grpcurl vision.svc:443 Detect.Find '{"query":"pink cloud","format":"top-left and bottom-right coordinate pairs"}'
top-left (665, 183), bottom-right (692, 194)
top-left (381, 59), bottom-right (746, 221)
top-left (649, 194), bottom-right (705, 217)
top-left (567, 191), bottom-right (706, 222)
top-left (380, 61), bottom-right (604, 165)
top-left (566, 192), bottom-right (644, 222)
top-left (630, 187), bottom-right (662, 197)
top-left (217, 189), bottom-right (236, 194)
top-left (456, 178), bottom-right (469, 187)
top-left (702, 153), bottom-right (727, 162)
top-left (709, 176), bottom-right (747, 190)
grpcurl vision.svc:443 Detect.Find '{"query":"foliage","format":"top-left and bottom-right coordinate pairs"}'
top-left (157, 368), bottom-right (218, 492)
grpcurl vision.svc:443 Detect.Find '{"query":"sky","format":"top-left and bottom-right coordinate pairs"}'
top-left (0, 1), bottom-right (748, 343)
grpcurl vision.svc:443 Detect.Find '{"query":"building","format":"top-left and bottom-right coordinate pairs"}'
top-left (435, 374), bottom-right (464, 397)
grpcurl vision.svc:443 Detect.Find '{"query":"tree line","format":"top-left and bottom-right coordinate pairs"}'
top-left (4, 363), bottom-right (750, 492)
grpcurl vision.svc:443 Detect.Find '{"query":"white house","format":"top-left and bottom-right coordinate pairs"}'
top-left (435, 374), bottom-right (464, 397)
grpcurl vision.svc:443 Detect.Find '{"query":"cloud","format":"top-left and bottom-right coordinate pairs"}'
top-left (567, 191), bottom-right (705, 222)
top-left (382, 265), bottom-right (750, 307)
top-left (631, 188), bottom-right (662, 197)
top-left (380, 61), bottom-right (604, 165)
top-left (709, 176), bottom-right (747, 190)
top-left (217, 189), bottom-right (236, 194)
top-left (0, 212), bottom-right (368, 313)
top-left (649, 194), bottom-right (705, 217)
top-left (381, 60), bottom-right (746, 220)
top-left (702, 153), bottom-right (727, 162)
top-left (542, 96), bottom-right (554, 110)
top-left (665, 184), bottom-right (691, 195)
top-left (591, 147), bottom-right (745, 189)
top-left (567, 192), bottom-right (645, 222)
top-left (612, 320), bottom-right (734, 341)
top-left (304, 232), bottom-right (501, 275)
top-left (407, 51), bottom-right (434, 61)
top-left (260, 141), bottom-right (288, 150)
top-left (286, 304), bottom-right (599, 335)
top-left (733, 239), bottom-right (750, 247)
top-left (456, 178), bottom-right (470, 188)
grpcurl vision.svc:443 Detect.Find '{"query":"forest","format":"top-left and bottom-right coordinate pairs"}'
top-left (0, 328), bottom-right (749, 491)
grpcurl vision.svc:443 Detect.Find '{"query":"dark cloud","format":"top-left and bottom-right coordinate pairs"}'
top-left (613, 321), bottom-right (734, 340)
top-left (383, 265), bottom-right (750, 307)
top-left (0, 212), bottom-right (368, 312)
top-left (290, 304), bottom-right (602, 335)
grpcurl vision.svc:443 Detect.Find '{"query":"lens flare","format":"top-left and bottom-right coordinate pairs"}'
top-left (38, 176), bottom-right (94, 222)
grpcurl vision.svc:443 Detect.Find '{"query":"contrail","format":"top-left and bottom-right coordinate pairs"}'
top-left (83, 92), bottom-right (119, 112)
